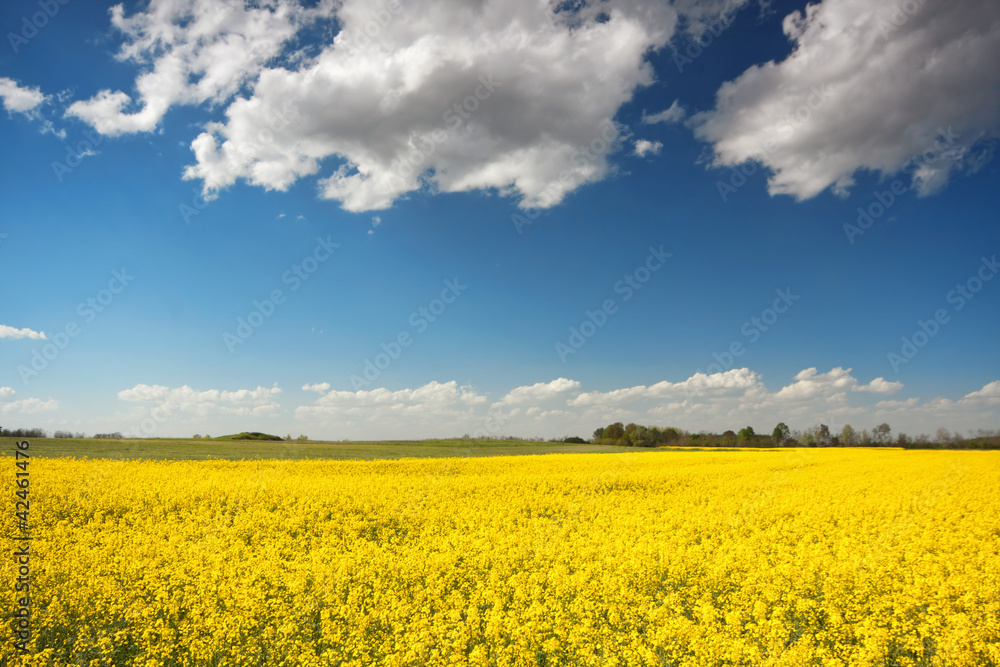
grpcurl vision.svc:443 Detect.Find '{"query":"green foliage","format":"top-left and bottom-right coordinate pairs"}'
top-left (214, 432), bottom-right (284, 441)
top-left (593, 423), bottom-right (688, 447)
top-left (738, 426), bottom-right (755, 441)
top-left (563, 436), bottom-right (587, 444)
top-left (603, 422), bottom-right (625, 441)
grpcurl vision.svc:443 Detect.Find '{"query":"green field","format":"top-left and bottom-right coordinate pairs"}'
top-left (0, 436), bottom-right (646, 461)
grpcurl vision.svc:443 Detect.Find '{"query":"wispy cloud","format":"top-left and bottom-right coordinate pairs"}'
top-left (0, 324), bottom-right (46, 340)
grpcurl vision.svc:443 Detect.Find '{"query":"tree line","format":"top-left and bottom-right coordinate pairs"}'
top-left (591, 422), bottom-right (1000, 449)
top-left (0, 428), bottom-right (123, 439)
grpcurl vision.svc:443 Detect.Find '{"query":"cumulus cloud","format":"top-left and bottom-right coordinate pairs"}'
top-left (856, 377), bottom-right (904, 394)
top-left (963, 380), bottom-right (1000, 404)
top-left (65, 0), bottom-right (327, 135)
top-left (302, 382), bottom-right (331, 394)
top-left (289, 367), bottom-right (962, 440)
top-left (642, 100), bottom-right (686, 125)
top-left (67, 0), bottom-right (768, 212)
top-left (693, 0), bottom-right (1000, 199)
top-left (570, 368), bottom-right (763, 407)
top-left (771, 367), bottom-right (902, 401)
top-left (495, 378), bottom-right (581, 406)
top-left (634, 139), bottom-right (663, 157)
top-left (180, 0), bottom-right (685, 211)
top-left (0, 78), bottom-right (47, 114)
top-left (0, 324), bottom-right (46, 340)
top-left (1, 398), bottom-right (58, 414)
top-left (299, 380), bottom-right (486, 414)
top-left (0, 387), bottom-right (15, 399)
top-left (118, 383), bottom-right (283, 416)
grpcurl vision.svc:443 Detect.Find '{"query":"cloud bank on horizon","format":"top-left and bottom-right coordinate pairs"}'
top-left (82, 369), bottom-right (998, 440)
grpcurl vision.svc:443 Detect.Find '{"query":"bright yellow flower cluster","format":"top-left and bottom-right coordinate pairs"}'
top-left (3, 448), bottom-right (999, 666)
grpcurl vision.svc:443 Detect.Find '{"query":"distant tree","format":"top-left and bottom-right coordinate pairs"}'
top-left (626, 424), bottom-right (653, 447)
top-left (297, 434), bottom-right (308, 441)
top-left (54, 430), bottom-right (73, 438)
top-left (840, 425), bottom-right (858, 447)
top-left (592, 427), bottom-right (605, 442)
top-left (738, 426), bottom-right (755, 442)
top-left (284, 434), bottom-right (293, 441)
top-left (816, 424), bottom-right (831, 447)
top-left (772, 422), bottom-right (791, 445)
top-left (896, 433), bottom-right (911, 447)
top-left (603, 422), bottom-right (625, 443)
top-left (192, 434), bottom-right (201, 439)
top-left (721, 430), bottom-right (737, 444)
top-left (935, 428), bottom-right (953, 446)
top-left (873, 423), bottom-right (892, 446)
top-left (563, 436), bottom-right (587, 444)
top-left (660, 427), bottom-right (682, 444)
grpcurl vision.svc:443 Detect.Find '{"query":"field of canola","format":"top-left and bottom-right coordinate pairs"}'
top-left (3, 447), bottom-right (999, 666)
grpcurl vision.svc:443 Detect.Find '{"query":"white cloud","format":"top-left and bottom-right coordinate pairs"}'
top-left (856, 377), bottom-right (904, 394)
top-left (496, 378), bottom-right (581, 406)
top-left (2, 398), bottom-right (58, 414)
top-left (178, 0), bottom-right (686, 212)
top-left (66, 0), bottom-right (328, 135)
top-left (0, 324), bottom-right (46, 340)
top-left (875, 397), bottom-right (919, 410)
top-left (0, 78), bottom-right (47, 114)
top-left (286, 369), bottom-right (998, 439)
top-left (0, 387), bottom-right (15, 399)
top-left (302, 382), bottom-right (331, 393)
top-left (693, 0), bottom-right (1000, 199)
top-left (963, 380), bottom-right (1000, 404)
top-left (772, 367), bottom-right (901, 401)
top-left (118, 383), bottom-right (283, 416)
top-left (300, 380), bottom-right (486, 413)
top-left (642, 99), bottom-right (685, 125)
top-left (634, 139), bottom-right (663, 157)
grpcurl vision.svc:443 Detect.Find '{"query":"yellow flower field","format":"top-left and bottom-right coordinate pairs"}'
top-left (4, 448), bottom-right (999, 666)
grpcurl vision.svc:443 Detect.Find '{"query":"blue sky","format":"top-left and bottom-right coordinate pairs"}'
top-left (1, 0), bottom-right (998, 440)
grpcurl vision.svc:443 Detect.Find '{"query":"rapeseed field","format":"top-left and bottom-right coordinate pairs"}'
top-left (4, 448), bottom-right (998, 666)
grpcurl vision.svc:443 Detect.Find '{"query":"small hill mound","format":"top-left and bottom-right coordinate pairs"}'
top-left (213, 432), bottom-right (283, 441)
